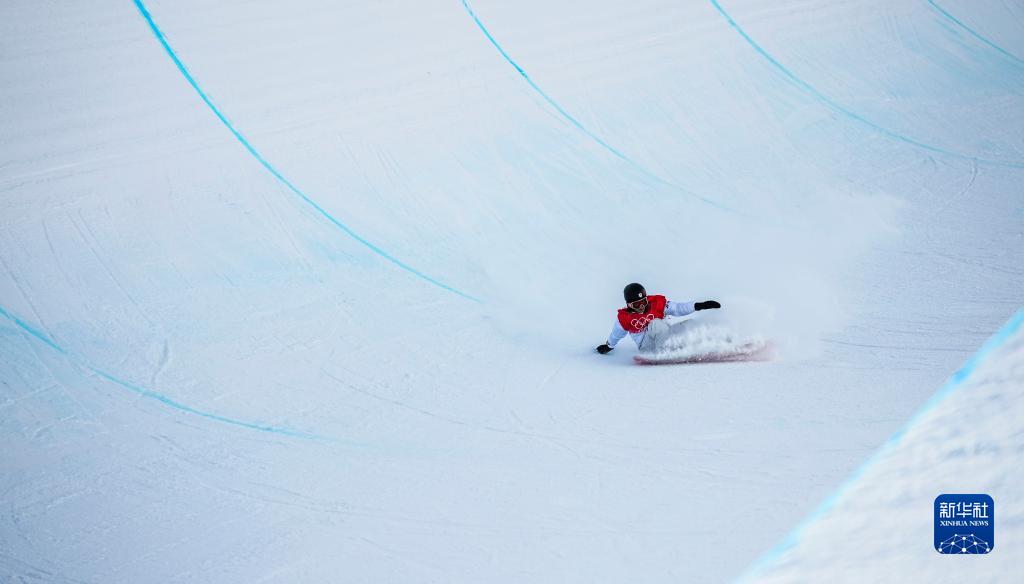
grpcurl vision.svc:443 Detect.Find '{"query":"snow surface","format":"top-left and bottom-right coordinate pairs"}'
top-left (1, 0), bottom-right (1021, 582)
top-left (746, 309), bottom-right (1024, 582)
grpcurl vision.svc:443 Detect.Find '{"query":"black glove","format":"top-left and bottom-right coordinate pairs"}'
top-left (596, 343), bottom-right (613, 354)
top-left (694, 300), bottom-right (721, 311)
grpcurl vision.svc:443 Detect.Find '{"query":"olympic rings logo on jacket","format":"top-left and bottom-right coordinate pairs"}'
top-left (630, 313), bottom-right (656, 331)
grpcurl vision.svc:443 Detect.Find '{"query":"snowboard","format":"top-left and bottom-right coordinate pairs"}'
top-left (633, 340), bottom-right (774, 365)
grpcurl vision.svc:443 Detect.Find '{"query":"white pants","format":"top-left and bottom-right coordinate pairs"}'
top-left (639, 318), bottom-right (692, 353)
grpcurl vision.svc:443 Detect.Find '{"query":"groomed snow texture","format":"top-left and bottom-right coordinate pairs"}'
top-left (1, 1), bottom-right (1021, 582)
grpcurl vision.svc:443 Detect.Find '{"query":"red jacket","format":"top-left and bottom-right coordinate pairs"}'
top-left (617, 295), bottom-right (667, 333)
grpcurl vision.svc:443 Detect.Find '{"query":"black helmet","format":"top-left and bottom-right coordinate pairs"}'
top-left (623, 282), bottom-right (647, 303)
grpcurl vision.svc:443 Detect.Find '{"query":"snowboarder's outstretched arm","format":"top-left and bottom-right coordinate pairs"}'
top-left (597, 320), bottom-right (628, 353)
top-left (665, 300), bottom-right (696, 317)
top-left (666, 299), bottom-right (721, 316)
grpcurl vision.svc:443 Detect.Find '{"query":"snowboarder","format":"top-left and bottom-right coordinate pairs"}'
top-left (596, 283), bottom-right (721, 354)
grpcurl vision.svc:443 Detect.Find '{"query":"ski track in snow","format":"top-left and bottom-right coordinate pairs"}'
top-left (130, 0), bottom-right (480, 302)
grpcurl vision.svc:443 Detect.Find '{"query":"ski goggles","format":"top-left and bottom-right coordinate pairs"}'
top-left (627, 298), bottom-right (648, 311)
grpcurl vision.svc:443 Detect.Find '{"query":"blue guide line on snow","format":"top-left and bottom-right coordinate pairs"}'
top-left (131, 0), bottom-right (480, 302)
top-left (710, 0), bottom-right (1024, 169)
top-left (459, 0), bottom-right (740, 213)
top-left (0, 304), bottom-right (325, 440)
top-left (926, 0), bottom-right (1024, 67)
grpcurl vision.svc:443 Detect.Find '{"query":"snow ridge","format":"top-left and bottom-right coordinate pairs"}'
top-left (740, 307), bottom-right (1024, 581)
